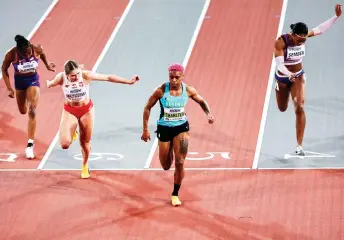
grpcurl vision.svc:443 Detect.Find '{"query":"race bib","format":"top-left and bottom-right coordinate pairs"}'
top-left (163, 108), bottom-right (186, 122)
top-left (17, 60), bottom-right (38, 73)
top-left (286, 45), bottom-right (305, 60)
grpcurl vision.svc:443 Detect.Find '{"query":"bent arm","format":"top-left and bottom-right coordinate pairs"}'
top-left (143, 87), bottom-right (163, 131)
top-left (187, 85), bottom-right (212, 117)
top-left (47, 72), bottom-right (63, 88)
top-left (274, 38), bottom-right (293, 77)
top-left (1, 50), bottom-right (14, 90)
top-left (84, 70), bottom-right (137, 84)
top-left (33, 44), bottom-right (50, 68)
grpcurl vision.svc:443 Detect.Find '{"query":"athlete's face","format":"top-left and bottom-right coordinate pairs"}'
top-left (169, 70), bottom-right (183, 88)
top-left (67, 68), bottom-right (82, 82)
top-left (21, 45), bottom-right (31, 57)
top-left (292, 34), bottom-right (307, 45)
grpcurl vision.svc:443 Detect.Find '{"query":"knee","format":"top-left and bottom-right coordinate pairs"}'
top-left (60, 140), bottom-right (72, 149)
top-left (293, 100), bottom-right (305, 114)
top-left (28, 105), bottom-right (37, 118)
top-left (162, 164), bottom-right (171, 171)
top-left (19, 109), bottom-right (27, 115)
top-left (80, 140), bottom-right (91, 150)
top-left (160, 157), bottom-right (172, 170)
top-left (175, 158), bottom-right (185, 169)
top-left (278, 105), bottom-right (288, 112)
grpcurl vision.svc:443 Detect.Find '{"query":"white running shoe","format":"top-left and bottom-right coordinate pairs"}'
top-left (295, 145), bottom-right (305, 156)
top-left (25, 145), bottom-right (35, 159)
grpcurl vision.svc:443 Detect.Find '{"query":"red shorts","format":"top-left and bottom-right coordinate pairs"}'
top-left (64, 99), bottom-right (94, 119)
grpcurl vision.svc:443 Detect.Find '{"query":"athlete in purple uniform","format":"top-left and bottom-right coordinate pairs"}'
top-left (1, 35), bottom-right (56, 159)
top-left (274, 4), bottom-right (342, 156)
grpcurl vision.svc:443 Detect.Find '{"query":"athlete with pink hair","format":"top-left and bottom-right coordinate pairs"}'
top-left (141, 63), bottom-right (214, 206)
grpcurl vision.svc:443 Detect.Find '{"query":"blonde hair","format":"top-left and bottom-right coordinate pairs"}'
top-left (64, 60), bottom-right (79, 74)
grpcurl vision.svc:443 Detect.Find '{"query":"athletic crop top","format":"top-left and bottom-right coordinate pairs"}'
top-left (61, 73), bottom-right (89, 103)
top-left (281, 33), bottom-right (306, 65)
top-left (157, 82), bottom-right (189, 127)
top-left (12, 49), bottom-right (39, 75)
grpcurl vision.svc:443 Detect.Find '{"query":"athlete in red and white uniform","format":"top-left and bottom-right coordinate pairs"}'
top-left (46, 60), bottom-right (139, 178)
top-left (274, 4), bottom-right (342, 156)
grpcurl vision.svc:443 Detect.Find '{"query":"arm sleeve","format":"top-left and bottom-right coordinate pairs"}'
top-left (312, 15), bottom-right (338, 36)
top-left (275, 56), bottom-right (292, 77)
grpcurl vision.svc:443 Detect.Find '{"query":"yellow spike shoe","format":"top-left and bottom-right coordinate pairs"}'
top-left (73, 129), bottom-right (79, 141)
top-left (171, 196), bottom-right (181, 206)
top-left (81, 164), bottom-right (90, 179)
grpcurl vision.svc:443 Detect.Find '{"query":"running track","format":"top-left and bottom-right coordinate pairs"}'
top-left (0, 0), bottom-right (343, 239)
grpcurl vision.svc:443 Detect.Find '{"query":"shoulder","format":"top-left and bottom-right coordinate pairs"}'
top-left (81, 70), bottom-right (93, 81)
top-left (4, 47), bottom-right (16, 59)
top-left (185, 84), bottom-right (197, 96)
top-left (31, 43), bottom-right (43, 54)
top-left (56, 71), bottom-right (65, 80)
top-left (275, 35), bottom-right (286, 50)
top-left (152, 83), bottom-right (166, 98)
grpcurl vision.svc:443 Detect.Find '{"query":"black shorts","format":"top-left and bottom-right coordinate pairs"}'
top-left (155, 121), bottom-right (190, 142)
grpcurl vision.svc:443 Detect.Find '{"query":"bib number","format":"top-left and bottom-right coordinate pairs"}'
top-left (163, 108), bottom-right (186, 122)
top-left (18, 61), bottom-right (38, 73)
top-left (287, 45), bottom-right (305, 60)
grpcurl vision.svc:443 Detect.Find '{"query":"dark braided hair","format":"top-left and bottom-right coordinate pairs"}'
top-left (290, 22), bottom-right (308, 36)
top-left (14, 34), bottom-right (30, 54)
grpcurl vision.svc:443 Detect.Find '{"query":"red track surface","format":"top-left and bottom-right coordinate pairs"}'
top-left (0, 0), bottom-right (341, 239)
top-left (0, 0), bottom-right (128, 169)
top-left (150, 0), bottom-right (282, 169)
top-left (0, 170), bottom-right (343, 240)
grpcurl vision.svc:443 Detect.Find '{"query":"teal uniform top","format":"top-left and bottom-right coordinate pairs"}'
top-left (157, 82), bottom-right (189, 127)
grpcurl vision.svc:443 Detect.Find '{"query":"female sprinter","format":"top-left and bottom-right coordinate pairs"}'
top-left (141, 63), bottom-right (214, 206)
top-left (274, 4), bottom-right (342, 156)
top-left (1, 34), bottom-right (56, 159)
top-left (46, 60), bottom-right (139, 178)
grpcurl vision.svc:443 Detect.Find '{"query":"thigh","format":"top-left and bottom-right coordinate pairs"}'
top-left (78, 106), bottom-right (94, 142)
top-left (172, 131), bottom-right (190, 164)
top-left (275, 80), bottom-right (291, 110)
top-left (59, 108), bottom-right (78, 141)
top-left (158, 140), bottom-right (172, 160)
top-left (26, 86), bottom-right (40, 107)
top-left (15, 90), bottom-right (27, 113)
top-left (290, 75), bottom-right (305, 106)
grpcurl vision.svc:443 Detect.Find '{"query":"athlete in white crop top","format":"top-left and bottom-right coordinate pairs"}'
top-left (46, 60), bottom-right (139, 179)
top-left (272, 4), bottom-right (341, 156)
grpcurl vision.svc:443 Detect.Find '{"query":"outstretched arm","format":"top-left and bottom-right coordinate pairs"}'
top-left (83, 70), bottom-right (139, 85)
top-left (308, 4), bottom-right (342, 37)
top-left (141, 86), bottom-right (164, 142)
top-left (46, 72), bottom-right (63, 88)
top-left (187, 85), bottom-right (214, 123)
top-left (1, 49), bottom-right (14, 97)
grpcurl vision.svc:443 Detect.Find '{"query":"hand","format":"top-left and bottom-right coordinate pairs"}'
top-left (46, 80), bottom-right (51, 88)
top-left (141, 129), bottom-right (151, 142)
top-left (129, 75), bottom-right (139, 85)
top-left (335, 4), bottom-right (342, 17)
top-left (8, 88), bottom-right (14, 98)
top-left (289, 73), bottom-right (297, 82)
top-left (46, 62), bottom-right (56, 72)
top-left (207, 114), bottom-right (214, 124)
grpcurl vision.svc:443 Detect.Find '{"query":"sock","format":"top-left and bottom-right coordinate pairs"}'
top-left (27, 139), bottom-right (34, 148)
top-left (172, 183), bottom-right (181, 196)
